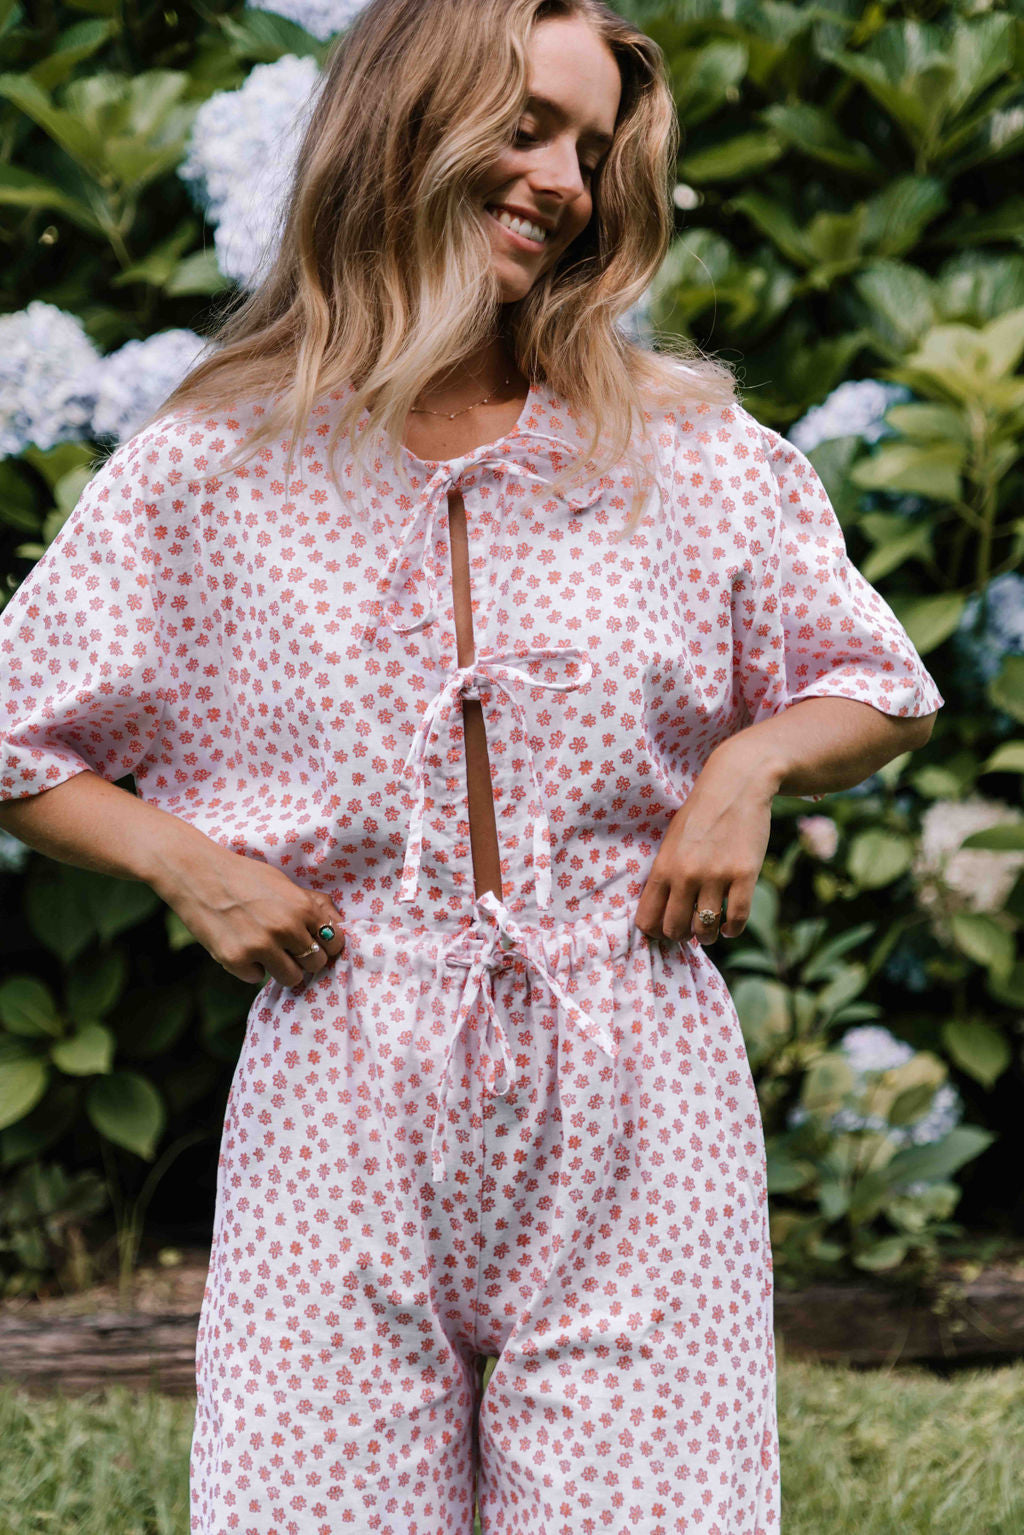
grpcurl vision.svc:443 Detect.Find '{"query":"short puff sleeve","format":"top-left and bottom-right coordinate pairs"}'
top-left (735, 420), bottom-right (944, 796)
top-left (0, 437), bottom-right (172, 804)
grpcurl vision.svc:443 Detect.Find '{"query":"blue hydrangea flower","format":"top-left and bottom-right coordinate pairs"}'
top-left (0, 302), bottom-right (100, 458)
top-left (178, 54), bottom-right (322, 288)
top-left (88, 330), bottom-right (214, 445)
top-left (244, 0), bottom-right (369, 41)
top-left (0, 827), bottom-right (30, 874)
top-left (952, 571), bottom-right (1024, 687)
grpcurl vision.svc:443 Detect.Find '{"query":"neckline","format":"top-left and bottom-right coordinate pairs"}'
top-left (400, 378), bottom-right (540, 468)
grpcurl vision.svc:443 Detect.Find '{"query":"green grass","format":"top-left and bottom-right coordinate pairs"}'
top-left (0, 1348), bottom-right (1021, 1534)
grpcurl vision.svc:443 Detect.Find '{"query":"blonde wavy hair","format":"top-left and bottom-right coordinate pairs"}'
top-left (142, 0), bottom-right (738, 530)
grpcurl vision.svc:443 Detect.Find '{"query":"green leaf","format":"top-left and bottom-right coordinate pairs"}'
top-left (981, 742), bottom-right (1024, 774)
top-left (949, 913), bottom-right (1015, 978)
top-left (116, 986), bottom-right (191, 1060)
top-left (959, 822), bottom-right (1024, 851)
top-left (818, 1177), bottom-right (849, 1222)
top-left (886, 592), bottom-right (967, 655)
top-left (217, 6), bottom-right (328, 60)
top-left (85, 1071), bottom-right (165, 1159)
top-left (854, 260), bottom-right (939, 350)
top-left (65, 946), bottom-right (127, 1020)
top-left (669, 41), bottom-right (748, 129)
top-left (761, 103), bottom-right (882, 179)
top-left (0, 975), bottom-right (62, 1038)
top-left (850, 438), bottom-right (963, 500)
top-left (84, 877), bottom-right (160, 942)
top-left (853, 1234), bottom-right (910, 1272)
top-left (730, 977), bottom-right (791, 1063)
top-left (765, 1148), bottom-right (814, 1194)
top-left (25, 863), bottom-right (96, 960)
top-left (744, 879), bottom-right (779, 950)
top-left (860, 521), bottom-right (934, 583)
top-left (989, 657), bottom-right (1024, 724)
top-left (164, 248), bottom-right (231, 296)
top-left (50, 1022), bottom-right (115, 1076)
top-left (727, 191), bottom-right (809, 267)
top-left (942, 1019), bottom-right (1011, 1089)
top-left (799, 922), bottom-right (876, 984)
top-left (0, 164), bottom-right (105, 234)
top-left (801, 1052), bottom-right (856, 1114)
top-left (848, 1169), bottom-right (893, 1223)
top-left (862, 176), bottom-right (947, 257)
top-left (680, 130), bottom-right (783, 183)
top-left (888, 1083), bottom-right (939, 1126)
top-left (815, 963), bottom-right (869, 1021)
top-left (110, 222), bottom-right (196, 289)
top-left (884, 1124), bottom-right (994, 1187)
top-left (0, 1080), bottom-right (80, 1169)
top-left (165, 910), bottom-right (199, 951)
top-left (28, 18), bottom-right (111, 92)
top-left (847, 829), bottom-right (914, 889)
top-left (0, 1058), bottom-right (50, 1131)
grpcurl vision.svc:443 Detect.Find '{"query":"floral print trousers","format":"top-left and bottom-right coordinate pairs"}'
top-left (189, 892), bottom-right (780, 1534)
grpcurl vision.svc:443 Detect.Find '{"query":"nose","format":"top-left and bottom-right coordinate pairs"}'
top-left (529, 135), bottom-right (588, 207)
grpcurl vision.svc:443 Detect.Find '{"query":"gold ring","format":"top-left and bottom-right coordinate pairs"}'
top-left (293, 943), bottom-right (320, 959)
top-left (696, 908), bottom-right (719, 927)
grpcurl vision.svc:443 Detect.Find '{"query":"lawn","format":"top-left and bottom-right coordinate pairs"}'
top-left (0, 1345), bottom-right (1020, 1534)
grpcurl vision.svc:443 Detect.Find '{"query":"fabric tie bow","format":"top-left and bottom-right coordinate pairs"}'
top-left (430, 890), bottom-right (619, 1184)
top-left (358, 431), bottom-right (604, 647)
top-left (397, 644), bottom-right (593, 909)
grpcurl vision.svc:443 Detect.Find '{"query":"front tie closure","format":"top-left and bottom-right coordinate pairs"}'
top-left (360, 429), bottom-right (604, 911)
top-left (358, 431), bottom-right (604, 644)
top-left (398, 644), bottom-right (593, 910)
top-left (430, 890), bottom-right (620, 1185)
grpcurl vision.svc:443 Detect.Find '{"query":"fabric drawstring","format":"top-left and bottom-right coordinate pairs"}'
top-left (430, 891), bottom-right (619, 1184)
top-left (397, 645), bottom-right (594, 910)
top-left (358, 432), bottom-right (604, 648)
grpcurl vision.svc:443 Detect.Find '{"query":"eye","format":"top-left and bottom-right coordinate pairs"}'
top-left (511, 123), bottom-right (602, 182)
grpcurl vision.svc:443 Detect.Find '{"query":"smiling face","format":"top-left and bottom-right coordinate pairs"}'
top-left (479, 13), bottom-right (622, 304)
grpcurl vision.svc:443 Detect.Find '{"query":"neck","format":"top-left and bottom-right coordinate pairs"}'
top-left (413, 336), bottom-right (525, 413)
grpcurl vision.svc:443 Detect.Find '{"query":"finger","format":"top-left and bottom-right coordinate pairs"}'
top-left (690, 887), bottom-right (728, 945)
top-left (286, 936), bottom-right (329, 974)
top-left (308, 901), bottom-right (346, 956)
top-left (660, 875), bottom-right (702, 942)
top-left (720, 881), bottom-right (750, 939)
top-left (263, 949), bottom-right (310, 989)
top-left (634, 874), bottom-right (671, 940)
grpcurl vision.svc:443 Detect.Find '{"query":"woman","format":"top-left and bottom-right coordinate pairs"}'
top-left (0, 1), bottom-right (943, 1531)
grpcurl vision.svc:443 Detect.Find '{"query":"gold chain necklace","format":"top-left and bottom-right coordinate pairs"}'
top-left (409, 372), bottom-right (514, 420)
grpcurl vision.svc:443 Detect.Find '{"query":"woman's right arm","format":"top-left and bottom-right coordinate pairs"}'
top-left (0, 772), bottom-right (345, 989)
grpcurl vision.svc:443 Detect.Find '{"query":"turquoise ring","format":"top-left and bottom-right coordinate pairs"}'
top-left (317, 924), bottom-right (335, 943)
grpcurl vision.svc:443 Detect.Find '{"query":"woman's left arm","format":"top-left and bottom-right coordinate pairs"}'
top-left (635, 697), bottom-right (939, 946)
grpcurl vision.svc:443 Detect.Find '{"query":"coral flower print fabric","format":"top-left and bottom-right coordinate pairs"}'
top-left (0, 381), bottom-right (942, 1535)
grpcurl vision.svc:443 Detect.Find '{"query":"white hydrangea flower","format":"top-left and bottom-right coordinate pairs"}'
top-left (787, 379), bottom-right (911, 455)
top-left (796, 814), bottom-right (838, 861)
top-left (245, 0), bottom-right (369, 41)
top-left (88, 329), bottom-right (214, 445)
top-left (913, 796), bottom-right (1024, 927)
top-left (0, 301), bottom-right (101, 458)
top-left (787, 1024), bottom-right (963, 1160)
top-left (838, 1023), bottom-right (912, 1074)
top-left (178, 54), bottom-right (322, 288)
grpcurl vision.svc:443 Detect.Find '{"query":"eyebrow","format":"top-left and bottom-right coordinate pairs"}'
top-left (524, 93), bottom-right (615, 150)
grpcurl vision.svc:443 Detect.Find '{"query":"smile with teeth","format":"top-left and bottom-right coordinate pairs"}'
top-left (486, 204), bottom-right (549, 246)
